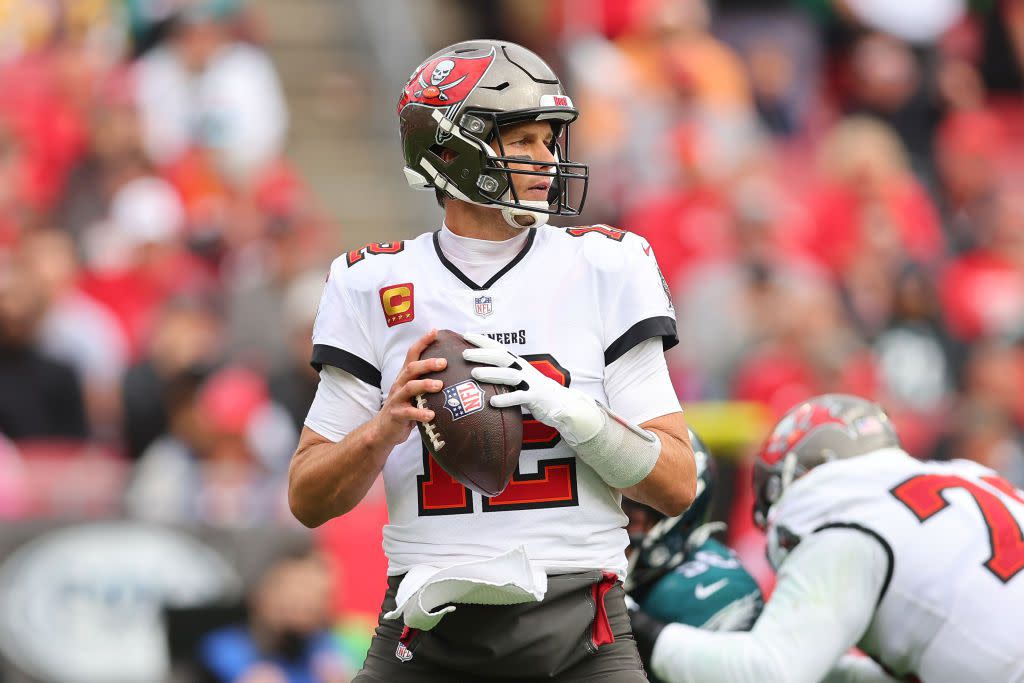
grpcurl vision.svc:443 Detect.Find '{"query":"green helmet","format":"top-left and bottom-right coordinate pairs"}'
top-left (397, 40), bottom-right (589, 228)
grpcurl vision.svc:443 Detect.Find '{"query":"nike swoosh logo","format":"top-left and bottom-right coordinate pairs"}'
top-left (643, 245), bottom-right (651, 256)
top-left (694, 579), bottom-right (728, 600)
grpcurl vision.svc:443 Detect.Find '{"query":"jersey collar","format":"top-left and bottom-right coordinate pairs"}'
top-left (432, 227), bottom-right (537, 290)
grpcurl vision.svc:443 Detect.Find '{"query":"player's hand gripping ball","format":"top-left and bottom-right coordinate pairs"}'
top-left (413, 329), bottom-right (523, 496)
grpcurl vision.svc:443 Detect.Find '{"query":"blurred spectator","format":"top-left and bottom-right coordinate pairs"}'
top-left (124, 365), bottom-right (296, 527)
top-left (566, 0), bottom-right (759, 219)
top-left (960, 339), bottom-right (1024, 431)
top-left (199, 548), bottom-right (351, 683)
top-left (621, 119), bottom-right (742, 283)
top-left (978, 0), bottom-right (1024, 95)
top-left (940, 401), bottom-right (1024, 487)
top-left (871, 264), bottom-right (959, 455)
top-left (22, 229), bottom-right (129, 438)
top-left (935, 110), bottom-right (1006, 253)
top-left (267, 270), bottom-right (325, 432)
top-left (0, 254), bottom-right (88, 439)
top-left (134, 1), bottom-right (287, 181)
top-left (226, 206), bottom-right (324, 367)
top-left (79, 175), bottom-right (211, 356)
top-left (804, 116), bottom-right (943, 277)
top-left (844, 33), bottom-right (939, 176)
top-left (731, 277), bottom-right (878, 418)
top-left (931, 339), bottom-right (1024, 484)
top-left (670, 170), bottom-right (821, 396)
top-left (122, 294), bottom-right (225, 459)
top-left (940, 188), bottom-right (1024, 342)
top-left (55, 98), bottom-right (150, 242)
top-left (715, 4), bottom-right (823, 138)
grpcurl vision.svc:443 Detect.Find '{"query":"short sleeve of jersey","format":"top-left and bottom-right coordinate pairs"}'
top-left (310, 258), bottom-right (381, 388)
top-left (596, 231), bottom-right (678, 365)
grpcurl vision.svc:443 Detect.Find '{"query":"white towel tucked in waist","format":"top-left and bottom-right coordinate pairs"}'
top-left (383, 546), bottom-right (547, 631)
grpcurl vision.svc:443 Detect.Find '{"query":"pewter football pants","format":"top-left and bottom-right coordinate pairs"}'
top-left (355, 570), bottom-right (648, 682)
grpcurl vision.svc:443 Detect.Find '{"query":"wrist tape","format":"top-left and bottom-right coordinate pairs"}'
top-left (567, 401), bottom-right (661, 489)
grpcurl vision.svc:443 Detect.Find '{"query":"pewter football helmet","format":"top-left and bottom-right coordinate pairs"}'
top-left (752, 394), bottom-right (900, 529)
top-left (397, 40), bottom-right (588, 228)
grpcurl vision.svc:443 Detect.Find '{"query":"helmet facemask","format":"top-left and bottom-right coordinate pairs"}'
top-left (422, 108), bottom-right (589, 228)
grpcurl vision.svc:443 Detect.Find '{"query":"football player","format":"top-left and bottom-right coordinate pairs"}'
top-left (623, 428), bottom-right (762, 640)
top-left (630, 394), bottom-right (1024, 683)
top-left (288, 39), bottom-right (696, 682)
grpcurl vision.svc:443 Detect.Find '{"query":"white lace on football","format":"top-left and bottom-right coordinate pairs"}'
top-left (416, 393), bottom-right (446, 452)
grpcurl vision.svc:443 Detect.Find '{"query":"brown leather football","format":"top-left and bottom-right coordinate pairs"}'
top-left (414, 329), bottom-right (523, 497)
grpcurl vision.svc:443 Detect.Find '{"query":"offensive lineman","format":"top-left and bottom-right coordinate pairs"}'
top-left (630, 394), bottom-right (1024, 683)
top-left (288, 40), bottom-right (696, 681)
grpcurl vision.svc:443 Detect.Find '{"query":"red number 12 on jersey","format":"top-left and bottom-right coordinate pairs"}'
top-left (417, 354), bottom-right (580, 515)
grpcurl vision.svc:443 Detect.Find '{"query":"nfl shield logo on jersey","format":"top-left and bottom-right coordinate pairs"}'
top-left (443, 380), bottom-right (485, 420)
top-left (474, 295), bottom-right (493, 317)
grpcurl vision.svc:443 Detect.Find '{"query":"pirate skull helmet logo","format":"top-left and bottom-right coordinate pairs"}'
top-left (415, 58), bottom-right (468, 101)
top-left (431, 60), bottom-right (455, 85)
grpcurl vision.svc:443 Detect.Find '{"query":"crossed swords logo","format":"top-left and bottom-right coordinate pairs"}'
top-left (414, 58), bottom-right (468, 101)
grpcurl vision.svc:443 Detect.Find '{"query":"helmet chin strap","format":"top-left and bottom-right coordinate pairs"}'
top-left (501, 200), bottom-right (549, 229)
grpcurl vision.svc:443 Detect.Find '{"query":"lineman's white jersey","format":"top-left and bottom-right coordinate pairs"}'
top-left (769, 449), bottom-right (1024, 682)
top-left (310, 225), bottom-right (678, 577)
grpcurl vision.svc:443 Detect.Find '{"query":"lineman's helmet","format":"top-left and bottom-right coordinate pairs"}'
top-left (752, 394), bottom-right (900, 529)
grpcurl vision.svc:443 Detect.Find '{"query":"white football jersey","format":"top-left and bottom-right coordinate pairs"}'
top-left (311, 225), bottom-right (678, 577)
top-left (768, 449), bottom-right (1024, 682)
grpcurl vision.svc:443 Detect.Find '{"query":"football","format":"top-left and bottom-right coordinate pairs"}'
top-left (414, 329), bottom-right (523, 497)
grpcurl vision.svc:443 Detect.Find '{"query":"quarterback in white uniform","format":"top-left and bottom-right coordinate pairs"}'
top-left (289, 39), bottom-right (696, 682)
top-left (630, 394), bottom-right (1024, 683)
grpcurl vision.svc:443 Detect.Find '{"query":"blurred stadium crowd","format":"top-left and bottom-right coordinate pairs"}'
top-left (0, 0), bottom-right (1023, 681)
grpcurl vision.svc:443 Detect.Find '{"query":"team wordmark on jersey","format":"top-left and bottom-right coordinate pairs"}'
top-left (483, 329), bottom-right (526, 345)
top-left (443, 380), bottom-right (485, 420)
top-left (379, 283), bottom-right (415, 327)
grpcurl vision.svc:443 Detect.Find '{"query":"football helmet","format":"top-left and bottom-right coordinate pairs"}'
top-left (752, 394), bottom-right (900, 529)
top-left (397, 40), bottom-right (588, 229)
top-left (624, 428), bottom-right (717, 594)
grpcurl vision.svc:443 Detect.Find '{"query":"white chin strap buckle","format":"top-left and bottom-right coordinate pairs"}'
top-left (502, 201), bottom-right (549, 229)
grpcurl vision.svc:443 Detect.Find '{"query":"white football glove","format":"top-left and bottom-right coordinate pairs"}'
top-left (461, 333), bottom-right (603, 446)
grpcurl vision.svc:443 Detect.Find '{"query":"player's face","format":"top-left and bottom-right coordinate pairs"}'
top-left (492, 121), bottom-right (557, 204)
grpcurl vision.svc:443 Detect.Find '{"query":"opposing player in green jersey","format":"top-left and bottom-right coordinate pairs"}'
top-left (623, 430), bottom-right (762, 648)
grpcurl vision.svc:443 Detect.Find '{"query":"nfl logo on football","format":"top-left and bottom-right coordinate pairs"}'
top-left (474, 295), bottom-right (493, 317)
top-left (443, 380), bottom-right (485, 420)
